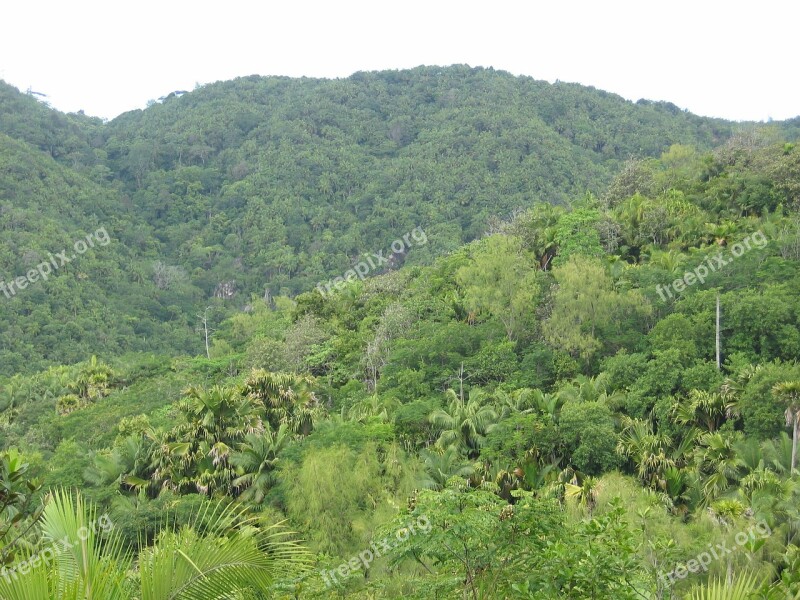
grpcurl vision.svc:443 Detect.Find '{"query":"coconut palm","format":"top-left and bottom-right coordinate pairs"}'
top-left (772, 380), bottom-right (800, 473)
top-left (428, 388), bottom-right (498, 459)
top-left (0, 489), bottom-right (311, 600)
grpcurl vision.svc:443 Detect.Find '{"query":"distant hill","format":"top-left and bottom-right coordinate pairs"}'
top-left (0, 65), bottom-right (796, 373)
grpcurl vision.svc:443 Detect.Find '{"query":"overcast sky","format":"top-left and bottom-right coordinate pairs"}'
top-left (1, 0), bottom-right (797, 122)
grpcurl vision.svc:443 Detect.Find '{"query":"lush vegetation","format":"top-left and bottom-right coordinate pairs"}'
top-left (1, 68), bottom-right (800, 598)
top-left (4, 67), bottom-right (798, 376)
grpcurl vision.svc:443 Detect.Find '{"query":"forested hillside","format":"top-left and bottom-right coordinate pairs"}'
top-left (1, 67), bottom-right (800, 599)
top-left (3, 66), bottom-right (795, 375)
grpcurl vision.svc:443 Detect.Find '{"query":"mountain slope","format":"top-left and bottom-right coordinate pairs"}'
top-left (0, 133), bottom-right (202, 373)
top-left (0, 65), bottom-right (796, 373)
top-left (100, 66), bottom-right (742, 294)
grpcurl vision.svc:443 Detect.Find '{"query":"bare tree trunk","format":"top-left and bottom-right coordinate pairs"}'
top-left (198, 307), bottom-right (212, 359)
top-left (792, 414), bottom-right (799, 473)
top-left (716, 294), bottom-right (721, 371)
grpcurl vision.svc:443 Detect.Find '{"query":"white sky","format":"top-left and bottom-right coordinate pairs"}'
top-left (1, 0), bottom-right (798, 122)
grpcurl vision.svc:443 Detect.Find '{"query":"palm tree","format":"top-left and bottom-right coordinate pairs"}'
top-left (242, 370), bottom-right (321, 435)
top-left (615, 193), bottom-right (649, 252)
top-left (556, 374), bottom-right (625, 408)
top-left (703, 220), bottom-right (738, 247)
top-left (347, 394), bottom-right (400, 423)
top-left (772, 380), bottom-right (800, 473)
top-left (564, 471), bottom-right (601, 515)
top-left (509, 203), bottom-right (561, 270)
top-left (231, 423), bottom-right (291, 504)
top-left (0, 489), bottom-right (311, 599)
top-left (66, 355), bottom-right (116, 402)
top-left (428, 388), bottom-right (498, 459)
top-left (514, 453), bottom-right (560, 493)
top-left (673, 389), bottom-right (738, 433)
top-left (170, 385), bottom-right (264, 495)
top-left (720, 364), bottom-right (762, 402)
top-left (763, 431), bottom-right (795, 475)
top-left (648, 248), bottom-right (687, 274)
top-left (686, 572), bottom-right (763, 600)
top-left (694, 432), bottom-right (742, 505)
top-left (418, 446), bottom-right (474, 490)
top-left (178, 385), bottom-right (263, 443)
top-left (534, 226), bottom-right (558, 271)
top-left (84, 435), bottom-right (155, 495)
top-left (531, 389), bottom-right (563, 422)
top-left (616, 417), bottom-right (677, 489)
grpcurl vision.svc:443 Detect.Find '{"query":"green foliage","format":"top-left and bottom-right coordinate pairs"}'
top-left (482, 412), bottom-right (560, 468)
top-left (544, 256), bottom-right (651, 364)
top-left (0, 489), bottom-right (311, 599)
top-left (428, 388), bottom-right (498, 459)
top-left (553, 207), bottom-right (604, 262)
top-left (456, 235), bottom-right (541, 341)
top-left (2, 72), bottom-right (800, 596)
top-left (740, 363), bottom-right (800, 439)
top-left (282, 441), bottom-right (415, 556)
top-left (559, 401), bottom-right (621, 475)
top-left (0, 67), bottom-right (773, 375)
top-left (0, 448), bottom-right (42, 566)
top-left (520, 500), bottom-right (645, 599)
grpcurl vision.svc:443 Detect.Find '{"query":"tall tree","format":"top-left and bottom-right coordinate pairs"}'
top-left (772, 380), bottom-right (800, 472)
top-left (544, 256), bottom-right (650, 363)
top-left (456, 235), bottom-right (540, 341)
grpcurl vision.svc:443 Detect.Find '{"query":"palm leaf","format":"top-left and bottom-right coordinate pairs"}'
top-left (685, 571), bottom-right (762, 600)
top-left (0, 489), bottom-right (129, 600)
top-left (139, 500), bottom-right (310, 600)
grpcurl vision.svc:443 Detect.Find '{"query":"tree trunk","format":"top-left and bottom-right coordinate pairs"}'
top-left (792, 413), bottom-right (798, 473)
top-left (716, 294), bottom-right (721, 371)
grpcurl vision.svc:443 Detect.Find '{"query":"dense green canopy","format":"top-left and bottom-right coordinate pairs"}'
top-left (1, 68), bottom-right (800, 598)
